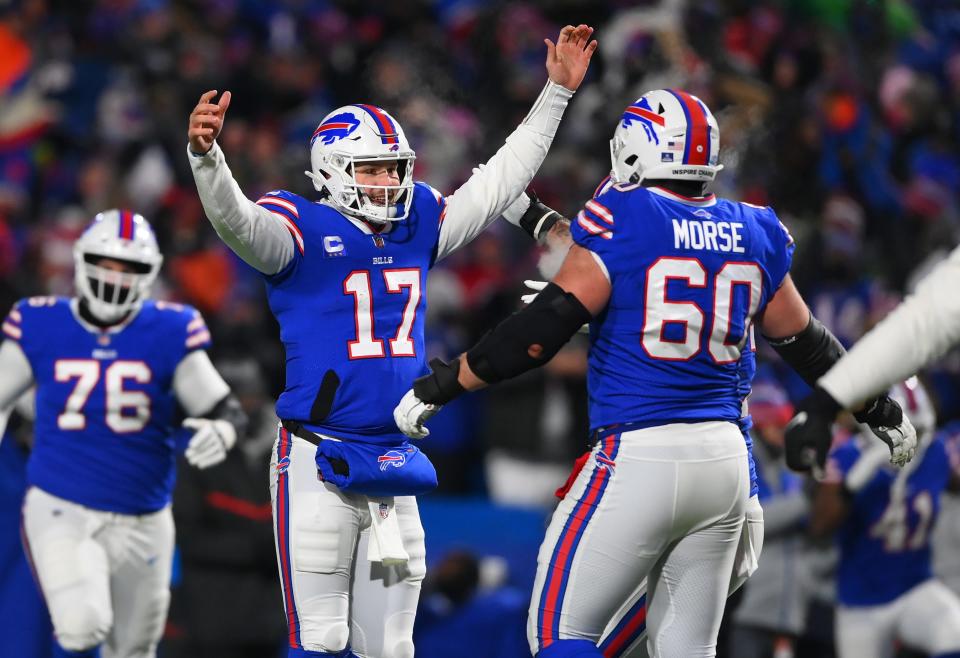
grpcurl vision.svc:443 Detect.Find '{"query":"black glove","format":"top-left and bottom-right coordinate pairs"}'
top-left (852, 395), bottom-right (903, 428)
top-left (413, 357), bottom-right (465, 405)
top-left (784, 386), bottom-right (842, 472)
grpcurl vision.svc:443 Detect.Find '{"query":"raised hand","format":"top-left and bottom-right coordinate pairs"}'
top-left (188, 90), bottom-right (232, 155)
top-left (545, 24), bottom-right (598, 92)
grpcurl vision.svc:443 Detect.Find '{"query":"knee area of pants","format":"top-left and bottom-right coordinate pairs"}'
top-left (319, 621), bottom-right (350, 653)
top-left (56, 603), bottom-right (110, 651)
top-left (381, 638), bottom-right (414, 658)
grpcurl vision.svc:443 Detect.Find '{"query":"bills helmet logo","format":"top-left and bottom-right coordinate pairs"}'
top-left (276, 455), bottom-right (291, 476)
top-left (311, 112), bottom-right (361, 146)
top-left (378, 450), bottom-right (407, 471)
top-left (621, 97), bottom-right (664, 145)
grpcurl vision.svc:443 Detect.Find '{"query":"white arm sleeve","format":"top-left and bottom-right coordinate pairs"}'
top-left (172, 349), bottom-right (232, 418)
top-left (819, 245), bottom-right (960, 408)
top-left (188, 142), bottom-right (295, 274)
top-left (0, 340), bottom-right (35, 439)
top-left (435, 81), bottom-right (574, 261)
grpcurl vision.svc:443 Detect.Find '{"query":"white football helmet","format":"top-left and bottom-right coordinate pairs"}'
top-left (609, 89), bottom-right (723, 185)
top-left (305, 104), bottom-right (416, 223)
top-left (73, 209), bottom-right (163, 323)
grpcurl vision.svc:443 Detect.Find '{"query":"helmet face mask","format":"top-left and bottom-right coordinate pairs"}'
top-left (73, 209), bottom-right (162, 323)
top-left (609, 90), bottom-right (723, 187)
top-left (306, 105), bottom-right (416, 223)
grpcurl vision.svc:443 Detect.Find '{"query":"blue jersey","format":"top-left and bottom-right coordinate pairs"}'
top-left (570, 183), bottom-right (794, 431)
top-left (2, 297), bottom-right (212, 514)
top-left (257, 183), bottom-right (445, 445)
top-left (828, 436), bottom-right (957, 606)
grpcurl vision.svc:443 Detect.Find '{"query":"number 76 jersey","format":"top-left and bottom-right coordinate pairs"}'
top-left (571, 183), bottom-right (795, 431)
top-left (3, 297), bottom-right (212, 514)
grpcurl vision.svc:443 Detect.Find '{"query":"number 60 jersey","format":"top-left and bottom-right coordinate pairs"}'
top-left (572, 182), bottom-right (795, 430)
top-left (2, 297), bottom-right (211, 513)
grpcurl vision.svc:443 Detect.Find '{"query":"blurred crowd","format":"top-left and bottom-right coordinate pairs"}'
top-left (3, 0), bottom-right (960, 656)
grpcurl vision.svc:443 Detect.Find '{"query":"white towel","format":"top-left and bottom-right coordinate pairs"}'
top-left (366, 498), bottom-right (409, 566)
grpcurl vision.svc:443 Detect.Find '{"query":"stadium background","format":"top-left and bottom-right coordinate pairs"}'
top-left (1, 0), bottom-right (960, 656)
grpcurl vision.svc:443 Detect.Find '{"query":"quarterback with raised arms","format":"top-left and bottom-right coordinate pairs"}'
top-left (187, 24), bottom-right (596, 658)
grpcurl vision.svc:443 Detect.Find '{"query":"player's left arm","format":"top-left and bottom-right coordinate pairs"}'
top-left (434, 25), bottom-right (596, 261)
top-left (173, 350), bottom-right (248, 469)
top-left (760, 276), bottom-right (916, 472)
top-left (394, 244), bottom-right (609, 438)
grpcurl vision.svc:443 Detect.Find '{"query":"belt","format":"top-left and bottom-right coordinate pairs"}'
top-left (280, 419), bottom-right (349, 476)
top-left (281, 419), bottom-right (320, 446)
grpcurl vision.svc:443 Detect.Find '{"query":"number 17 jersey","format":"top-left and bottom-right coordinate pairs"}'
top-left (571, 183), bottom-right (795, 431)
top-left (258, 184), bottom-right (445, 445)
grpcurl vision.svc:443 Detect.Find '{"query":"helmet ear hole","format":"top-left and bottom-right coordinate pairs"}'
top-left (625, 155), bottom-right (638, 166)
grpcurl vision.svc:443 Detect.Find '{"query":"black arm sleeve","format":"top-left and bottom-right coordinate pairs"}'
top-left (764, 315), bottom-right (846, 389)
top-left (466, 282), bottom-right (590, 384)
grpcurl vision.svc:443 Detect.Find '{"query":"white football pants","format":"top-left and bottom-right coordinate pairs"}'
top-left (596, 494), bottom-right (765, 657)
top-left (21, 486), bottom-right (174, 657)
top-left (528, 421), bottom-right (748, 658)
top-left (269, 426), bottom-right (426, 658)
top-left (836, 578), bottom-right (960, 658)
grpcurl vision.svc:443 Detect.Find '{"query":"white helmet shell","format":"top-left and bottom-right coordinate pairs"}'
top-left (609, 89), bottom-right (723, 185)
top-left (73, 209), bottom-right (163, 323)
top-left (305, 104), bottom-right (416, 223)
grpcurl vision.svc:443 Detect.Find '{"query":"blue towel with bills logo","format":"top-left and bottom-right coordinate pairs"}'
top-left (314, 438), bottom-right (437, 496)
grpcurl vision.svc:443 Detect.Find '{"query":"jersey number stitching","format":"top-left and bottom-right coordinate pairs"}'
top-left (642, 257), bottom-right (762, 362)
top-left (55, 359), bottom-right (152, 433)
top-left (343, 269), bottom-right (421, 359)
top-left (869, 490), bottom-right (934, 553)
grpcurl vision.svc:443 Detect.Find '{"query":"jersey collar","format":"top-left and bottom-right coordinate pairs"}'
top-left (648, 186), bottom-right (718, 207)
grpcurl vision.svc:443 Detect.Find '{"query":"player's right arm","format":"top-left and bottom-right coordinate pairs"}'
top-left (187, 90), bottom-right (295, 274)
top-left (818, 245), bottom-right (960, 410)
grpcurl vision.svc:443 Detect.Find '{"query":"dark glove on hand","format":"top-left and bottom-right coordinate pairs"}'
top-left (853, 395), bottom-right (903, 428)
top-left (785, 386), bottom-right (842, 472)
top-left (412, 358), bottom-right (465, 406)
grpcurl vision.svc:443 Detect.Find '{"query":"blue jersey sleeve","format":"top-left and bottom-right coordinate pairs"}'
top-left (3, 297), bottom-right (62, 362)
top-left (2, 301), bottom-right (25, 346)
top-left (255, 189), bottom-right (306, 282)
top-left (152, 301), bottom-right (213, 356)
top-left (182, 307), bottom-right (212, 353)
top-left (570, 186), bottom-right (623, 279)
top-left (749, 204), bottom-right (795, 294)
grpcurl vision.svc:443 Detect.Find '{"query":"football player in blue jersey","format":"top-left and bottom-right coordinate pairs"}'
top-left (0, 209), bottom-right (246, 658)
top-left (187, 24), bottom-right (597, 658)
top-left (395, 89), bottom-right (916, 658)
top-left (811, 378), bottom-right (960, 658)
